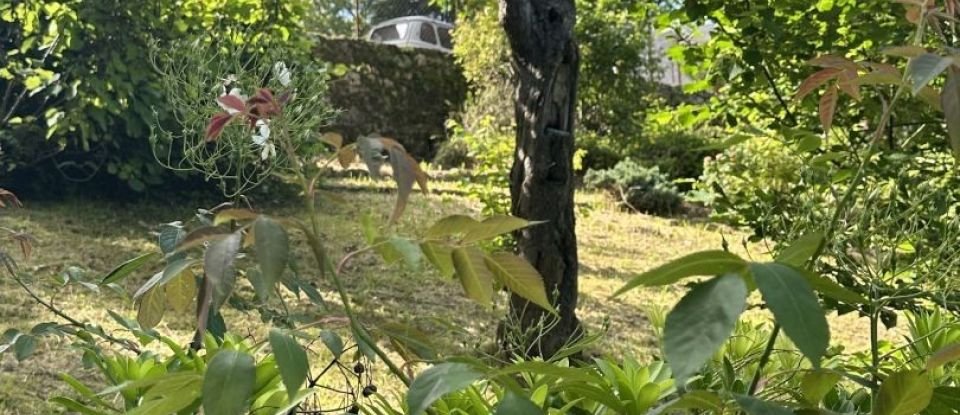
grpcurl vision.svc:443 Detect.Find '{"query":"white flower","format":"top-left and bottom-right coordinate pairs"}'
top-left (252, 119), bottom-right (270, 146)
top-left (273, 61), bottom-right (291, 87)
top-left (260, 142), bottom-right (276, 160)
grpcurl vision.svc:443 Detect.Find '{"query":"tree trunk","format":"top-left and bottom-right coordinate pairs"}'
top-left (499, 0), bottom-right (581, 359)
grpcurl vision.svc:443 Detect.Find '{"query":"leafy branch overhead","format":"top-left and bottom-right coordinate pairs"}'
top-left (321, 132), bottom-right (430, 224)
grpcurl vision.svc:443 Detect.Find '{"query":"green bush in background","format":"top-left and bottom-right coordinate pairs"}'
top-left (0, 0), bottom-right (311, 194)
top-left (584, 158), bottom-right (682, 216)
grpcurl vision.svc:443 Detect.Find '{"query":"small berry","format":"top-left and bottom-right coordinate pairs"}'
top-left (362, 385), bottom-right (378, 397)
top-left (353, 362), bottom-right (365, 374)
top-left (348, 404), bottom-right (360, 414)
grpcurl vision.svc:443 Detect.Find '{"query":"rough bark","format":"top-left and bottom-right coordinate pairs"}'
top-left (499, 0), bottom-right (581, 359)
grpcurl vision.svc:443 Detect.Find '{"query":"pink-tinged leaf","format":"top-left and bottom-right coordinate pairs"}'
top-left (808, 54), bottom-right (859, 72)
top-left (217, 94), bottom-right (246, 114)
top-left (247, 88), bottom-right (280, 119)
top-left (795, 68), bottom-right (843, 102)
top-left (838, 69), bottom-right (861, 101)
top-left (942, 70), bottom-right (960, 160)
top-left (819, 85), bottom-right (839, 136)
top-left (205, 113), bottom-right (234, 142)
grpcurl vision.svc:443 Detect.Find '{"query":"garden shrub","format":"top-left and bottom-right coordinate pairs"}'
top-left (584, 158), bottom-right (682, 216)
top-left (633, 129), bottom-right (717, 183)
top-left (432, 138), bottom-right (473, 169)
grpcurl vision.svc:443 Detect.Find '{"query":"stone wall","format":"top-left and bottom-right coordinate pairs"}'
top-left (313, 37), bottom-right (467, 160)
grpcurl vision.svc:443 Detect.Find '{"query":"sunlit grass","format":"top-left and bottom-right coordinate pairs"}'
top-left (0, 180), bottom-right (901, 413)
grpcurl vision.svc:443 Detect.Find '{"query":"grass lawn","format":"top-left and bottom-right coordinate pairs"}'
top-left (0, 177), bottom-right (900, 413)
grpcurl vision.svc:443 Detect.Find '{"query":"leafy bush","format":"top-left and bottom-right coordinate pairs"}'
top-left (432, 138), bottom-right (473, 169)
top-left (0, 0), bottom-right (313, 193)
top-left (585, 158), bottom-right (683, 216)
top-left (633, 130), bottom-right (717, 182)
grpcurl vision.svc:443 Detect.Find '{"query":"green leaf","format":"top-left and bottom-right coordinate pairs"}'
top-left (926, 343), bottom-right (960, 370)
top-left (752, 263), bottom-right (829, 367)
top-left (796, 135), bottom-right (822, 153)
top-left (269, 328), bottom-right (309, 399)
top-left (426, 215), bottom-right (481, 238)
top-left (484, 252), bottom-right (555, 313)
top-left (388, 237), bottom-right (423, 270)
top-left (131, 373), bottom-right (202, 415)
top-left (14, 334), bottom-right (36, 361)
top-left (613, 250), bottom-right (747, 297)
top-left (406, 363), bottom-right (483, 415)
top-left (137, 286), bottom-right (166, 329)
top-left (462, 215), bottom-right (540, 244)
top-left (101, 252), bottom-right (161, 284)
top-left (158, 222), bottom-right (186, 257)
top-left (664, 274), bottom-right (748, 386)
top-left (734, 395), bottom-right (794, 415)
top-left (451, 247), bottom-right (494, 306)
top-left (50, 397), bottom-right (102, 415)
top-left (495, 392), bottom-right (543, 415)
top-left (906, 53), bottom-right (953, 95)
top-left (254, 216), bottom-right (289, 298)
top-left (800, 370), bottom-right (841, 405)
top-left (160, 258), bottom-right (198, 286)
top-left (668, 390), bottom-right (724, 412)
top-left (165, 270), bottom-right (196, 314)
top-left (795, 268), bottom-right (866, 304)
top-left (421, 242), bottom-right (455, 278)
top-left (377, 322), bottom-right (437, 360)
top-left (942, 70), bottom-right (960, 160)
top-left (775, 232), bottom-right (824, 267)
top-left (203, 350), bottom-right (256, 415)
top-left (204, 232), bottom-right (242, 312)
top-left (353, 325), bottom-right (377, 361)
top-left (875, 370), bottom-right (933, 415)
top-left (319, 330), bottom-right (344, 359)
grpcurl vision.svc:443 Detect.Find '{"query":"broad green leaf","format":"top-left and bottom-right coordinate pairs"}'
top-left (159, 258), bottom-right (198, 286)
top-left (751, 262), bottom-right (829, 367)
top-left (668, 390), bottom-right (724, 412)
top-left (875, 370), bottom-right (933, 415)
top-left (406, 363), bottom-right (483, 415)
top-left (170, 226), bottom-right (231, 255)
top-left (664, 274), bottom-right (748, 386)
top-left (101, 252), bottom-right (161, 284)
top-left (775, 232), bottom-right (824, 267)
top-left (319, 330), bottom-right (344, 359)
top-left (928, 387), bottom-right (960, 414)
top-left (131, 373), bottom-right (202, 415)
top-left (204, 232), bottom-right (242, 312)
top-left (133, 271), bottom-right (165, 300)
top-left (484, 252), bottom-right (555, 313)
top-left (734, 395), bottom-right (794, 415)
top-left (269, 328), bottom-right (309, 399)
top-left (203, 350), bottom-right (256, 415)
top-left (377, 322), bottom-right (437, 360)
top-left (388, 238), bottom-right (422, 270)
top-left (254, 216), bottom-right (289, 298)
top-left (353, 325), bottom-right (377, 361)
top-left (451, 247), bottom-right (494, 306)
top-left (158, 223), bottom-right (186, 256)
top-left (801, 370), bottom-right (841, 405)
top-left (906, 54), bottom-right (953, 95)
top-left (246, 268), bottom-right (271, 301)
top-left (495, 392), bottom-right (543, 415)
top-left (796, 135), bottom-right (821, 153)
top-left (421, 242), bottom-right (455, 278)
top-left (14, 334), bottom-right (36, 361)
top-left (796, 268), bottom-right (866, 304)
top-left (926, 343), bottom-right (960, 370)
top-left (137, 286), bottom-right (166, 329)
top-left (942, 70), bottom-right (960, 160)
top-left (614, 250), bottom-right (747, 297)
top-left (425, 215), bottom-right (481, 238)
top-left (462, 215), bottom-right (540, 244)
top-left (269, 389), bottom-right (316, 415)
